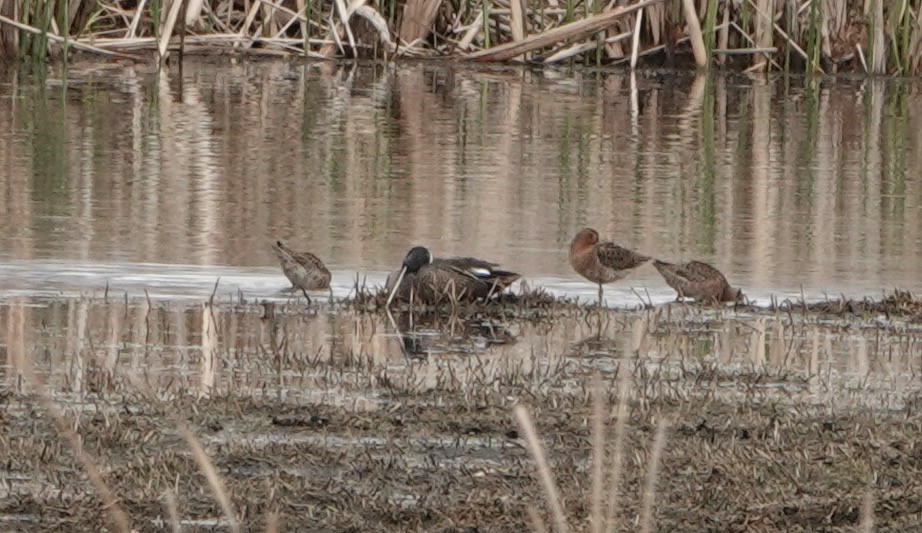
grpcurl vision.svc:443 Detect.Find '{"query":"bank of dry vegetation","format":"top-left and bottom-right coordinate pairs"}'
top-left (1, 0), bottom-right (922, 74)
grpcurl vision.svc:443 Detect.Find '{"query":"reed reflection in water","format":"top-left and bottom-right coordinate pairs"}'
top-left (0, 61), bottom-right (920, 302)
top-left (0, 297), bottom-right (915, 411)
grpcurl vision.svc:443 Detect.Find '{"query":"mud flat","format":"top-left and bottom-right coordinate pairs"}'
top-left (2, 291), bottom-right (922, 531)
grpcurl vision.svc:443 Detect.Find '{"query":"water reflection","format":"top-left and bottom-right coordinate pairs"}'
top-left (0, 62), bottom-right (921, 304)
top-left (0, 297), bottom-right (916, 410)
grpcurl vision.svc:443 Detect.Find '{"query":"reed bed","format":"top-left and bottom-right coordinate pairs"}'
top-left (2, 0), bottom-right (922, 74)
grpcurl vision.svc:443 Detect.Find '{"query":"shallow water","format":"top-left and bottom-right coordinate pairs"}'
top-left (1, 295), bottom-right (917, 412)
top-left (1, 60), bottom-right (921, 306)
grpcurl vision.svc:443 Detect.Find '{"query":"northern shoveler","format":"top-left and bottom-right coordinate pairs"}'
top-left (569, 227), bottom-right (651, 304)
top-left (385, 246), bottom-right (521, 306)
top-left (272, 240), bottom-right (331, 302)
top-left (652, 259), bottom-right (743, 303)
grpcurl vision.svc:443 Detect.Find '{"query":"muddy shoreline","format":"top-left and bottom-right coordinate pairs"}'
top-left (2, 292), bottom-right (922, 530)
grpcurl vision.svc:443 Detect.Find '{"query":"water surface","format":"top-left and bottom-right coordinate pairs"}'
top-left (1, 60), bottom-right (921, 305)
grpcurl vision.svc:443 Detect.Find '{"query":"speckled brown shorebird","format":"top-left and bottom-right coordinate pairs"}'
top-left (272, 240), bottom-right (331, 302)
top-left (569, 227), bottom-right (651, 304)
top-left (385, 246), bottom-right (521, 306)
top-left (652, 259), bottom-right (743, 303)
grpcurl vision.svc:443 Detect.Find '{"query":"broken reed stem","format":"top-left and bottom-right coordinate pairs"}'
top-left (163, 491), bottom-right (182, 533)
top-left (639, 417), bottom-right (670, 533)
top-left (640, 417), bottom-right (670, 533)
top-left (514, 404), bottom-right (570, 533)
top-left (527, 505), bottom-right (552, 533)
top-left (265, 510), bottom-right (281, 533)
top-left (176, 420), bottom-right (242, 533)
top-left (589, 376), bottom-right (606, 533)
top-left (604, 360), bottom-right (633, 533)
top-left (860, 491), bottom-right (876, 533)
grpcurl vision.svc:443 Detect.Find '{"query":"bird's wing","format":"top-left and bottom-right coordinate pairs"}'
top-left (596, 242), bottom-right (650, 271)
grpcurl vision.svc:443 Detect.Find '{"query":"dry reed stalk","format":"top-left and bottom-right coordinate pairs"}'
top-left (163, 490), bottom-right (182, 533)
top-left (638, 417), bottom-right (670, 533)
top-left (860, 491), bottom-right (875, 532)
top-left (265, 510), bottom-right (281, 533)
top-left (177, 420), bottom-right (242, 533)
top-left (629, 7), bottom-right (643, 69)
top-left (157, 0), bottom-right (186, 58)
top-left (751, 0), bottom-right (772, 70)
top-left (126, 0), bottom-right (148, 38)
top-left (589, 376), bottom-right (606, 533)
top-left (745, 0), bottom-right (819, 72)
top-left (717, 2), bottom-right (728, 64)
top-left (869, 0), bottom-right (886, 74)
top-left (399, 0), bottom-right (441, 43)
top-left (457, 11), bottom-right (484, 50)
top-left (680, 0), bottom-right (707, 67)
top-left (543, 29), bottom-right (630, 63)
top-left (526, 505), bottom-right (551, 533)
top-left (509, 0), bottom-right (525, 60)
top-left (237, 0), bottom-right (263, 47)
top-left (0, 14), bottom-right (136, 58)
top-left (352, 6), bottom-right (396, 52)
top-left (513, 405), bottom-right (570, 533)
top-left (185, 0), bottom-right (204, 26)
top-left (295, 0), bottom-right (309, 48)
top-left (464, 0), bottom-right (662, 61)
top-left (0, 0), bottom-right (15, 57)
top-left (603, 359), bottom-right (632, 533)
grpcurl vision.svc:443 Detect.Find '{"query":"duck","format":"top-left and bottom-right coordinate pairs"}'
top-left (272, 240), bottom-right (331, 302)
top-left (569, 227), bottom-right (651, 304)
top-left (652, 259), bottom-right (743, 303)
top-left (385, 246), bottom-right (521, 306)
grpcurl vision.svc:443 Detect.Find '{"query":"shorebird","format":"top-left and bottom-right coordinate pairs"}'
top-left (652, 259), bottom-right (743, 303)
top-left (569, 227), bottom-right (651, 304)
top-left (385, 246), bottom-right (521, 306)
top-left (272, 240), bottom-right (331, 302)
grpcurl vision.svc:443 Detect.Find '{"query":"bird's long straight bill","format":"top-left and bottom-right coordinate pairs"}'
top-left (386, 266), bottom-right (408, 307)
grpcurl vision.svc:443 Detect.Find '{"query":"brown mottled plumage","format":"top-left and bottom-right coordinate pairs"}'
top-left (385, 246), bottom-right (521, 306)
top-left (569, 228), bottom-right (651, 304)
top-left (272, 240), bottom-right (331, 301)
top-left (653, 259), bottom-right (743, 303)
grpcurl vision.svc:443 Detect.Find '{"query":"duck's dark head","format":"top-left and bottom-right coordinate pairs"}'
top-left (386, 246), bottom-right (434, 307)
top-left (402, 246), bottom-right (434, 274)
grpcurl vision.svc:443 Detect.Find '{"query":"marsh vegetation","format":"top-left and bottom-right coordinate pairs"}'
top-left (3, 289), bottom-right (922, 530)
top-left (3, 0), bottom-right (922, 75)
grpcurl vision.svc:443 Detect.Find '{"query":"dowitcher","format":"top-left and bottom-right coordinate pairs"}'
top-left (569, 227), bottom-right (651, 304)
top-left (652, 259), bottom-right (743, 303)
top-left (272, 240), bottom-right (331, 302)
top-left (385, 246), bottom-right (521, 306)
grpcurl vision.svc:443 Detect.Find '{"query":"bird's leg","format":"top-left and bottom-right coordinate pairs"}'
top-left (597, 283), bottom-right (604, 307)
top-left (486, 279), bottom-right (500, 301)
top-left (300, 287), bottom-right (312, 305)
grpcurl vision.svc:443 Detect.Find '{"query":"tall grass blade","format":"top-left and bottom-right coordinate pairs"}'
top-left (589, 376), bottom-right (606, 533)
top-left (639, 417), bottom-right (670, 533)
top-left (163, 490), bottom-right (182, 532)
top-left (513, 405), bottom-right (570, 533)
top-left (604, 359), bottom-right (633, 533)
top-left (177, 421), bottom-right (242, 533)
